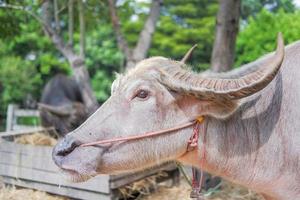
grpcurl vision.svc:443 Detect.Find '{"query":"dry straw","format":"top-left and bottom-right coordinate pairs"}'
top-left (118, 171), bottom-right (168, 199)
top-left (14, 132), bottom-right (57, 146)
top-left (140, 179), bottom-right (264, 200)
top-left (0, 185), bottom-right (68, 200)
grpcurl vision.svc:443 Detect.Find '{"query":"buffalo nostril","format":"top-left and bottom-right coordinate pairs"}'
top-left (55, 136), bottom-right (81, 157)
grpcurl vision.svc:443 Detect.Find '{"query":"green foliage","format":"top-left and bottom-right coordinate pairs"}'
top-left (17, 116), bottom-right (40, 126)
top-left (0, 0), bottom-right (300, 125)
top-left (84, 23), bottom-right (123, 103)
top-left (149, 0), bottom-right (218, 68)
top-left (0, 7), bottom-right (70, 123)
top-left (236, 9), bottom-right (300, 66)
top-left (91, 71), bottom-right (114, 103)
top-left (118, 0), bottom-right (218, 69)
top-left (0, 56), bottom-right (42, 113)
top-left (84, 24), bottom-right (123, 73)
top-left (118, 0), bottom-right (149, 47)
top-left (0, 9), bottom-right (23, 39)
top-left (241, 0), bottom-right (295, 19)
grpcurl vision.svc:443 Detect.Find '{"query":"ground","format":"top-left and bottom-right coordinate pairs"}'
top-left (0, 176), bottom-right (263, 200)
top-left (0, 134), bottom-right (264, 200)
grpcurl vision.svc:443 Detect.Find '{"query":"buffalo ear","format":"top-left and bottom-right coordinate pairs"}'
top-left (38, 103), bottom-right (71, 117)
top-left (175, 95), bottom-right (238, 119)
top-left (198, 99), bottom-right (239, 119)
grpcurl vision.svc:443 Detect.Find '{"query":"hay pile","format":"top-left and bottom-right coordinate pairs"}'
top-left (118, 172), bottom-right (168, 199)
top-left (207, 181), bottom-right (263, 200)
top-left (140, 179), bottom-right (264, 200)
top-left (0, 185), bottom-right (68, 200)
top-left (0, 176), bottom-right (264, 200)
top-left (14, 132), bottom-right (57, 146)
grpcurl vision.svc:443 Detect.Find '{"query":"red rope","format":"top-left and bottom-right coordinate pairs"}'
top-left (190, 117), bottom-right (207, 198)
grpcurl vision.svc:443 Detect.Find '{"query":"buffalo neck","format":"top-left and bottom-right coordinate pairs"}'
top-left (179, 74), bottom-right (285, 196)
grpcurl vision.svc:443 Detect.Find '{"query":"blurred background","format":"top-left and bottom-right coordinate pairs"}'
top-left (1, 0), bottom-right (300, 130)
top-left (0, 0), bottom-right (300, 199)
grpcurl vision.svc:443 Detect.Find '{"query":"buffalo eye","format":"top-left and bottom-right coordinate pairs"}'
top-left (135, 90), bottom-right (149, 99)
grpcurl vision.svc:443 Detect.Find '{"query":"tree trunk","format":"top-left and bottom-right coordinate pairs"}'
top-left (68, 0), bottom-right (74, 47)
top-left (128, 0), bottom-right (162, 69)
top-left (108, 0), bottom-right (162, 70)
top-left (78, 0), bottom-right (85, 58)
top-left (108, 0), bottom-right (132, 61)
top-left (210, 0), bottom-right (240, 72)
top-left (53, 0), bottom-right (60, 33)
top-left (41, 0), bottom-right (52, 26)
top-left (42, 0), bottom-right (98, 113)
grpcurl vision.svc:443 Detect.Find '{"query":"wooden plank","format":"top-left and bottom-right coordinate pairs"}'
top-left (0, 150), bottom-right (58, 172)
top-left (6, 104), bottom-right (17, 132)
top-left (0, 141), bottom-right (110, 193)
top-left (0, 127), bottom-right (53, 137)
top-left (12, 125), bottom-right (39, 131)
top-left (14, 109), bottom-right (40, 117)
top-left (0, 141), bottom-right (52, 155)
top-left (0, 141), bottom-right (60, 172)
top-left (0, 163), bottom-right (110, 193)
top-left (0, 149), bottom-right (178, 191)
top-left (0, 141), bottom-right (178, 196)
top-left (3, 176), bottom-right (112, 200)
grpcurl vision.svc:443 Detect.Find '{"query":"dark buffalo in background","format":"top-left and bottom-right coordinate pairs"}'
top-left (39, 74), bottom-right (88, 136)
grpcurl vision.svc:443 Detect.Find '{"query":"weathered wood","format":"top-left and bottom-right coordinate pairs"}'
top-left (0, 127), bottom-right (53, 137)
top-left (14, 109), bottom-right (40, 117)
top-left (0, 140), bottom-right (179, 199)
top-left (0, 163), bottom-right (110, 193)
top-left (5, 104), bottom-right (41, 133)
top-left (0, 149), bottom-right (59, 172)
top-left (0, 141), bottom-right (110, 193)
top-left (0, 141), bottom-right (53, 155)
top-left (0, 151), bottom-right (54, 171)
top-left (11, 125), bottom-right (40, 131)
top-left (3, 177), bottom-right (111, 200)
top-left (6, 104), bottom-right (17, 131)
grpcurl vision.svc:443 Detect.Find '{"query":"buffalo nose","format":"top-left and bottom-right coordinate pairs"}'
top-left (52, 136), bottom-right (81, 165)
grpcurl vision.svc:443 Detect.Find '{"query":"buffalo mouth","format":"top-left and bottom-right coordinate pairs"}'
top-left (59, 166), bottom-right (97, 183)
top-left (52, 141), bottom-right (107, 182)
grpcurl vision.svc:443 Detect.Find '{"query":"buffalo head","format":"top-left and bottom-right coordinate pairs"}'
top-left (52, 34), bottom-right (284, 182)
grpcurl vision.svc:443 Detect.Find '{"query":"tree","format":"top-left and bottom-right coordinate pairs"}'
top-left (210, 0), bottom-right (241, 72)
top-left (150, 0), bottom-right (218, 69)
top-left (41, 0), bottom-right (98, 113)
top-left (0, 56), bottom-right (41, 115)
top-left (241, 0), bottom-right (295, 20)
top-left (236, 9), bottom-right (300, 66)
top-left (0, 0), bottom-right (99, 113)
top-left (108, 0), bottom-right (162, 69)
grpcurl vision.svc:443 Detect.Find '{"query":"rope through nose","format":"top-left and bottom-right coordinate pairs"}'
top-left (80, 119), bottom-right (200, 147)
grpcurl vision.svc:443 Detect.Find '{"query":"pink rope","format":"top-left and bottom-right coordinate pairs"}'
top-left (80, 120), bottom-right (196, 147)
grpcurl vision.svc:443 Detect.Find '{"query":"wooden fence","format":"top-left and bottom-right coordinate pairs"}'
top-left (6, 104), bottom-right (40, 132)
